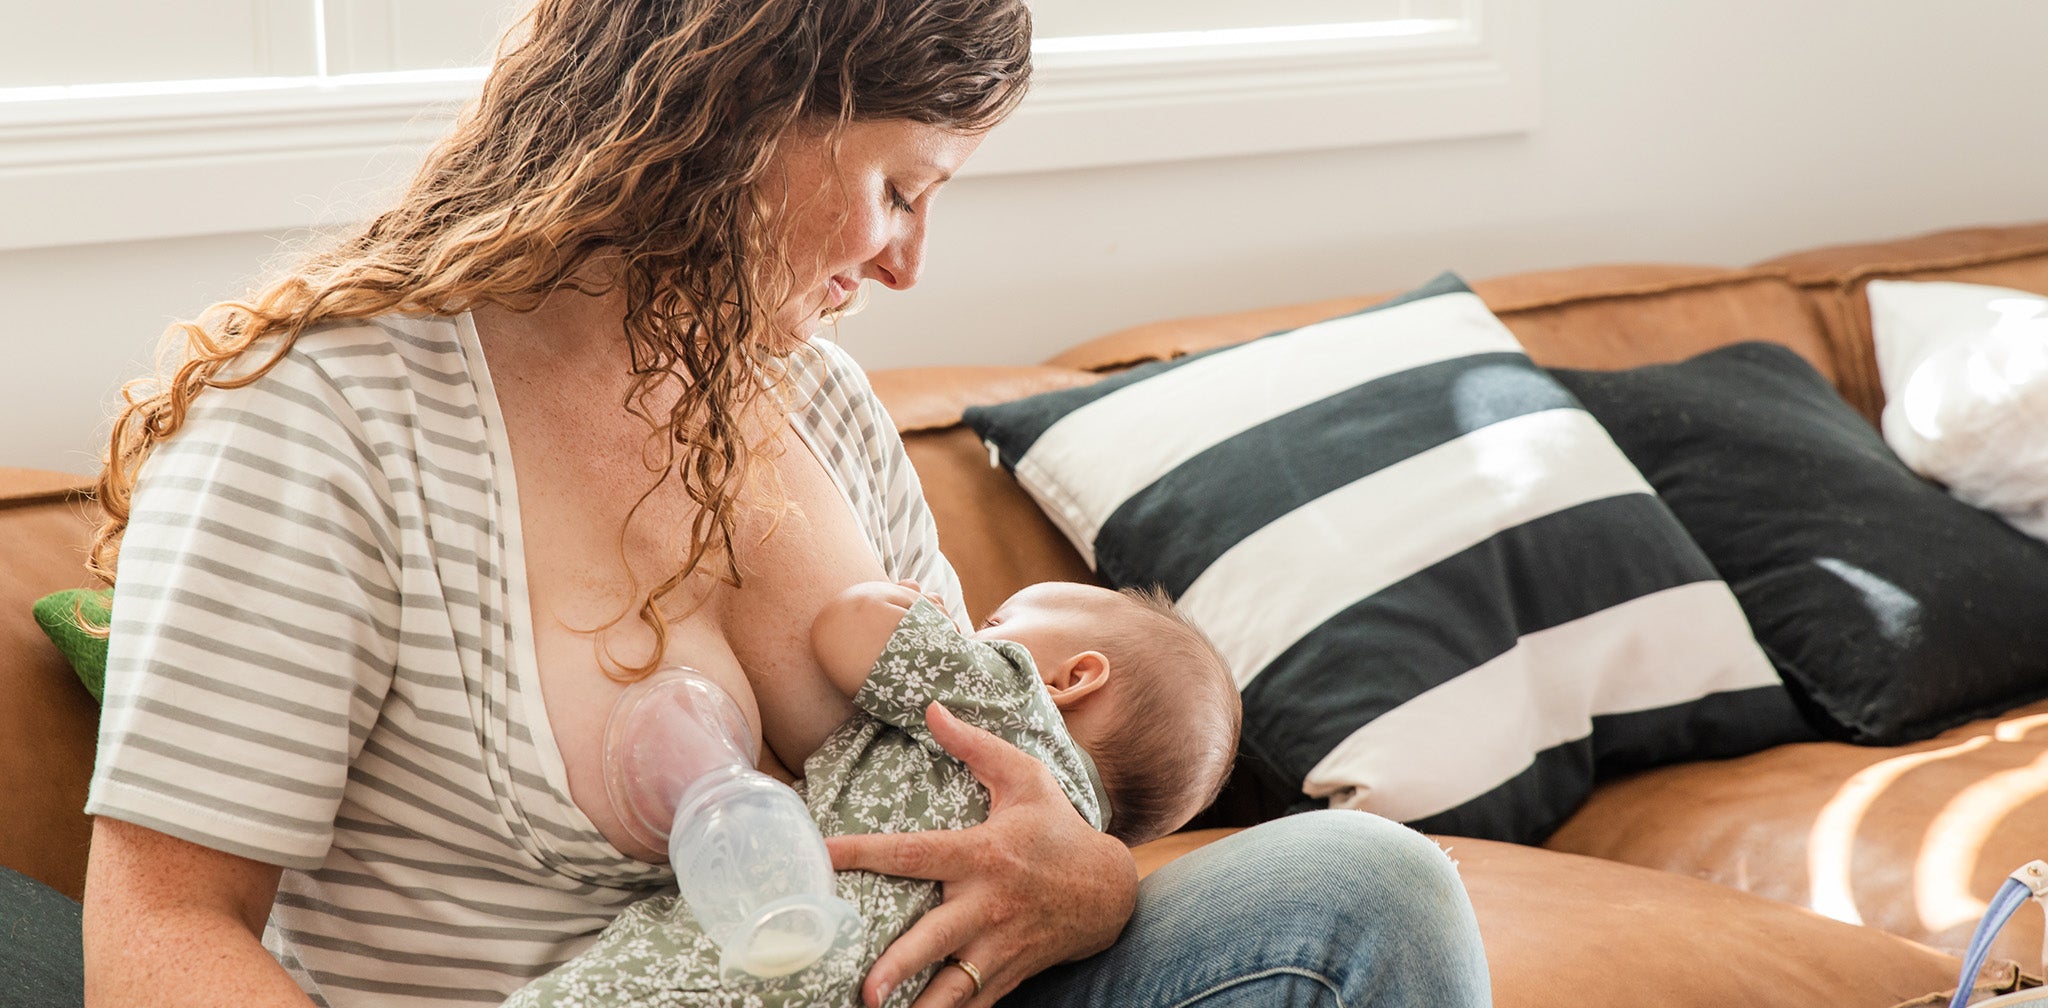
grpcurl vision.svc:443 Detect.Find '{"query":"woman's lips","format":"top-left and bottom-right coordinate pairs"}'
top-left (826, 275), bottom-right (855, 308)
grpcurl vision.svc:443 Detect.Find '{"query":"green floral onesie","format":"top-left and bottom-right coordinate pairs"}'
top-left (501, 597), bottom-right (1109, 1008)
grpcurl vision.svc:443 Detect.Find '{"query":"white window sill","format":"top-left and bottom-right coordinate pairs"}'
top-left (0, 0), bottom-right (1537, 254)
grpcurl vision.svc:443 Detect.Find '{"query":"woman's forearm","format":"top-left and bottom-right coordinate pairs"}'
top-left (85, 904), bottom-right (315, 1007)
top-left (84, 817), bottom-right (314, 1008)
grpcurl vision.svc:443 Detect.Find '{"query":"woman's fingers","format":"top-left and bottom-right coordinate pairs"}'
top-left (831, 702), bottom-right (1136, 1006)
top-left (826, 826), bottom-right (969, 881)
top-left (921, 702), bottom-right (1058, 810)
top-left (907, 954), bottom-right (999, 1008)
top-left (856, 899), bottom-right (977, 1007)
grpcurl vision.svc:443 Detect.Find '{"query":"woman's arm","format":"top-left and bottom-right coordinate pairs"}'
top-left (826, 702), bottom-right (1137, 1008)
top-left (84, 817), bottom-right (314, 1007)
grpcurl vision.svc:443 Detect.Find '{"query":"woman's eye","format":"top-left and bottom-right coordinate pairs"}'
top-left (887, 186), bottom-right (917, 214)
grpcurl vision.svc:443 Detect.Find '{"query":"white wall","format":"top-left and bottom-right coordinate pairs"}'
top-left (7, 0), bottom-right (2048, 475)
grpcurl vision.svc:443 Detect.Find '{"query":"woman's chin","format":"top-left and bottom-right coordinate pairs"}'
top-left (760, 314), bottom-right (822, 352)
top-left (768, 293), bottom-right (845, 348)
top-left (782, 316), bottom-right (825, 344)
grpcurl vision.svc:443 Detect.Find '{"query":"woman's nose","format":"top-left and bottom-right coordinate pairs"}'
top-left (866, 218), bottom-right (927, 291)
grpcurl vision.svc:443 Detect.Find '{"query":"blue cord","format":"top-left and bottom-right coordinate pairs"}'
top-left (1950, 876), bottom-right (2036, 1008)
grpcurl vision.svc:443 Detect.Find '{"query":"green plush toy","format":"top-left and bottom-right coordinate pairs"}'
top-left (31, 588), bottom-right (112, 703)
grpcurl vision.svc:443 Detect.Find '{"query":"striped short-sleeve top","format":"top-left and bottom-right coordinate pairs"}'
top-left (85, 313), bottom-right (965, 1007)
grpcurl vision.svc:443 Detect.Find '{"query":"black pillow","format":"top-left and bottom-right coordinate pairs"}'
top-left (1550, 341), bottom-right (2048, 744)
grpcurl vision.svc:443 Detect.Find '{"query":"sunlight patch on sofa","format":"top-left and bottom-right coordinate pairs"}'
top-left (1994, 711), bottom-right (2048, 742)
top-left (1915, 750), bottom-right (2048, 933)
top-left (1809, 737), bottom-right (1990, 925)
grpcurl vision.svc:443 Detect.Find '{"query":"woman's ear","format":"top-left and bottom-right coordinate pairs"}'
top-left (1045, 651), bottom-right (1112, 708)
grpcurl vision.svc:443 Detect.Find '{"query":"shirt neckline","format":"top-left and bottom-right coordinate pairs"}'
top-left (454, 310), bottom-right (633, 873)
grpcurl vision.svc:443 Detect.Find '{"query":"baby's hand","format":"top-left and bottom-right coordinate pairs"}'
top-left (894, 579), bottom-right (973, 634)
top-left (894, 578), bottom-right (949, 611)
top-left (815, 581), bottom-right (928, 698)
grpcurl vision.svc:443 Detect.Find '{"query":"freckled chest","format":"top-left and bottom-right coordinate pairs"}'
top-left (483, 316), bottom-right (879, 861)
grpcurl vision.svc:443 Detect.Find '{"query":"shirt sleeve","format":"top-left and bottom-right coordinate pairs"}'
top-left (851, 598), bottom-right (1105, 829)
top-left (86, 340), bottom-right (404, 870)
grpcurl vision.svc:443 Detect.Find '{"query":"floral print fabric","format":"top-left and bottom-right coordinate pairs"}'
top-left (502, 598), bottom-right (1104, 1008)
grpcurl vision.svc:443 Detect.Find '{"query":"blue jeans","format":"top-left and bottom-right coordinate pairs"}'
top-left (1, 867), bottom-right (84, 1008)
top-left (1003, 810), bottom-right (1492, 1008)
top-left (17, 812), bottom-right (1488, 1007)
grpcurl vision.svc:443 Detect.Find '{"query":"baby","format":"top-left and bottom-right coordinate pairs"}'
top-left (504, 579), bottom-right (1241, 1008)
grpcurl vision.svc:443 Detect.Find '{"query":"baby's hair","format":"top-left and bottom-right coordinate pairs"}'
top-left (1088, 585), bottom-right (1241, 846)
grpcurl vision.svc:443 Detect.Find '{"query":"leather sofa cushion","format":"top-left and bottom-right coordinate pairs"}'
top-left (897, 420), bottom-right (1101, 622)
top-left (1547, 697), bottom-right (2048, 968)
top-left (1141, 828), bottom-right (1974, 1008)
top-left (0, 470), bottom-right (100, 901)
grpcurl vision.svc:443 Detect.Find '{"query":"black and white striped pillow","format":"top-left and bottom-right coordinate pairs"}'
top-left (963, 274), bottom-right (1816, 842)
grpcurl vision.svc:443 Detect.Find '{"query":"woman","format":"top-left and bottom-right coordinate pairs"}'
top-left (78, 1), bottom-right (1492, 1006)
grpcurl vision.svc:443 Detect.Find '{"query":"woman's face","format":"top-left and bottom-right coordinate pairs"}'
top-left (761, 118), bottom-right (986, 340)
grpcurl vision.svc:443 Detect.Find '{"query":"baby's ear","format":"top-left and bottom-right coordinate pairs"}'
top-left (1045, 651), bottom-right (1112, 708)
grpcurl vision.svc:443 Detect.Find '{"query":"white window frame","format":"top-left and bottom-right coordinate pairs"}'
top-left (980, 0), bottom-right (1539, 173)
top-left (0, 0), bottom-right (1537, 254)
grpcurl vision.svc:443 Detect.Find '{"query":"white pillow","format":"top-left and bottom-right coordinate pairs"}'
top-left (1867, 279), bottom-right (2048, 540)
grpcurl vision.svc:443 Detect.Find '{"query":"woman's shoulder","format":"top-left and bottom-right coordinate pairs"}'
top-left (171, 312), bottom-right (487, 473)
top-left (223, 312), bottom-right (476, 400)
top-left (285, 312), bottom-right (472, 373)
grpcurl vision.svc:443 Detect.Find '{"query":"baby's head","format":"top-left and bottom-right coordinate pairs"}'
top-left (974, 581), bottom-right (1241, 847)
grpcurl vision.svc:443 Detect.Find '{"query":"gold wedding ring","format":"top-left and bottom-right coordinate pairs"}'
top-left (947, 957), bottom-right (985, 996)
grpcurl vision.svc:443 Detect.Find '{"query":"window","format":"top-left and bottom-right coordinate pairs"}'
top-left (0, 0), bottom-right (1537, 252)
top-left (985, 0), bottom-right (1538, 173)
top-left (0, 0), bottom-right (513, 88)
top-left (4, 1), bottom-right (318, 88)
top-left (1033, 0), bottom-right (1458, 38)
top-left (317, 0), bottom-right (520, 76)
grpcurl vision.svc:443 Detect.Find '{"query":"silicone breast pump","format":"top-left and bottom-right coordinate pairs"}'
top-left (603, 667), bottom-right (861, 979)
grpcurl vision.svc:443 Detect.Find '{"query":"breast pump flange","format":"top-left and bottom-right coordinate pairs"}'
top-left (602, 667), bottom-right (861, 980)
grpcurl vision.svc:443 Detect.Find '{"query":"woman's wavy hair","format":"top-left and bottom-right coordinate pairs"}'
top-left (89, 0), bottom-right (1031, 677)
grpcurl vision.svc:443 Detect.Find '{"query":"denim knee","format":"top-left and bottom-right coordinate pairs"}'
top-left (1003, 810), bottom-right (1490, 1008)
top-left (1284, 809), bottom-right (1474, 923)
top-left (1208, 811), bottom-right (1482, 970)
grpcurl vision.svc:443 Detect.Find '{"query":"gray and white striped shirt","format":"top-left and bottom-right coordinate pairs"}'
top-left (87, 313), bottom-right (962, 1007)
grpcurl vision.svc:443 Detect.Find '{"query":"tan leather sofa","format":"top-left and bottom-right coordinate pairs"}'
top-left (9, 220), bottom-right (2048, 1007)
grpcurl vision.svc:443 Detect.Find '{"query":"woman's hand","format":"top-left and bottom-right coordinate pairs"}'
top-left (825, 702), bottom-right (1137, 1008)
